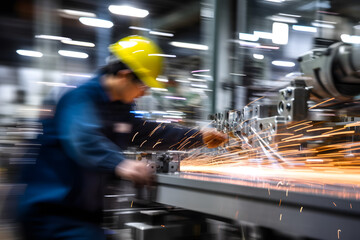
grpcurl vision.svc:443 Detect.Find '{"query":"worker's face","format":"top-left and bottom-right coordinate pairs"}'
top-left (116, 70), bottom-right (149, 103)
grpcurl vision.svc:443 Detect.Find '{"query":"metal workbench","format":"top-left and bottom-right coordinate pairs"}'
top-left (154, 173), bottom-right (360, 240)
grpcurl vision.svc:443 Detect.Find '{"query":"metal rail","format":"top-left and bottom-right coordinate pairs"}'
top-left (154, 173), bottom-right (360, 240)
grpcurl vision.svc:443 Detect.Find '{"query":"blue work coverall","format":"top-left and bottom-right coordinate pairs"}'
top-left (18, 76), bottom-right (203, 240)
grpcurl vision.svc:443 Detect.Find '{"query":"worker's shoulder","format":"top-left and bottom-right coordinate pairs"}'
top-left (59, 77), bottom-right (105, 105)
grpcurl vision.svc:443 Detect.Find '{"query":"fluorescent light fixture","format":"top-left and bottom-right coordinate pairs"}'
top-left (59, 9), bottom-right (96, 17)
top-left (354, 25), bottom-right (360, 30)
top-left (58, 50), bottom-right (88, 58)
top-left (278, 13), bottom-right (301, 18)
top-left (272, 60), bottom-right (295, 67)
top-left (192, 74), bottom-right (212, 78)
top-left (253, 54), bottom-right (264, 60)
top-left (292, 25), bottom-right (317, 33)
top-left (151, 87), bottom-right (168, 92)
top-left (191, 69), bottom-right (210, 73)
top-left (239, 33), bottom-right (259, 41)
top-left (191, 84), bottom-right (208, 88)
top-left (188, 78), bottom-right (207, 82)
top-left (272, 22), bottom-right (289, 45)
top-left (35, 35), bottom-right (71, 41)
top-left (61, 39), bottom-right (95, 47)
top-left (156, 77), bottom-right (169, 82)
top-left (315, 19), bottom-right (337, 24)
top-left (62, 73), bottom-right (92, 78)
top-left (175, 79), bottom-right (190, 83)
top-left (149, 31), bottom-right (174, 37)
top-left (254, 31), bottom-right (273, 40)
top-left (148, 54), bottom-right (176, 58)
top-left (311, 22), bottom-right (334, 29)
top-left (16, 50), bottom-right (43, 58)
top-left (170, 41), bottom-right (208, 50)
top-left (269, 16), bottom-right (298, 24)
top-left (341, 34), bottom-right (360, 44)
top-left (108, 5), bottom-right (149, 18)
top-left (256, 45), bottom-right (280, 50)
top-left (238, 41), bottom-right (260, 48)
top-left (79, 17), bottom-right (113, 28)
top-left (164, 96), bottom-right (187, 100)
top-left (36, 81), bottom-right (76, 88)
top-left (129, 26), bottom-right (150, 31)
top-left (230, 73), bottom-right (246, 76)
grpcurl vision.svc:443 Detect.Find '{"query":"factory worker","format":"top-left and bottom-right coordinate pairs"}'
top-left (17, 35), bottom-right (227, 240)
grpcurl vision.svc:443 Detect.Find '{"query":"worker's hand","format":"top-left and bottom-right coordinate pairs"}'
top-left (115, 160), bottom-right (153, 186)
top-left (201, 128), bottom-right (228, 148)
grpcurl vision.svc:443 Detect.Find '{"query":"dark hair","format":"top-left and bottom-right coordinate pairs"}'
top-left (99, 58), bottom-right (142, 84)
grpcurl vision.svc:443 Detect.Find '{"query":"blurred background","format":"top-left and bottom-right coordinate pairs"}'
top-left (0, 0), bottom-right (360, 239)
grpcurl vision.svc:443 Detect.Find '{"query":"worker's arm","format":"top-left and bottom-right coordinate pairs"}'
top-left (130, 118), bottom-right (227, 150)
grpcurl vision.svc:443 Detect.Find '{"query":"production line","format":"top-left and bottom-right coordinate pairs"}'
top-left (125, 42), bottom-right (360, 240)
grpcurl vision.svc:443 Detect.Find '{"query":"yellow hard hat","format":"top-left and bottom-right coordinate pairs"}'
top-left (109, 35), bottom-right (164, 88)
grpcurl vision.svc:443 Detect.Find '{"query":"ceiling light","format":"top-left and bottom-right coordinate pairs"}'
top-left (129, 26), bottom-right (150, 31)
top-left (256, 45), bottom-right (280, 50)
top-left (79, 17), bottom-right (113, 28)
top-left (191, 84), bottom-right (208, 88)
top-left (238, 41), bottom-right (260, 48)
top-left (149, 54), bottom-right (176, 58)
top-left (61, 40), bottom-right (95, 47)
top-left (239, 33), bottom-right (259, 41)
top-left (253, 54), bottom-right (264, 60)
top-left (253, 31), bottom-right (273, 40)
top-left (151, 88), bottom-right (168, 92)
top-left (230, 73), bottom-right (246, 76)
top-left (58, 50), bottom-right (88, 58)
top-left (269, 16), bottom-right (298, 24)
top-left (36, 81), bottom-right (76, 88)
top-left (59, 9), bottom-right (96, 18)
top-left (192, 74), bottom-right (212, 78)
top-left (35, 35), bottom-right (71, 41)
top-left (16, 50), bottom-right (43, 58)
top-left (149, 31), bottom-right (174, 37)
top-left (272, 22), bottom-right (289, 45)
top-left (341, 34), bottom-right (360, 44)
top-left (156, 77), bottom-right (169, 82)
top-left (278, 13), bottom-right (301, 18)
top-left (354, 25), bottom-right (360, 30)
top-left (62, 73), bottom-right (92, 78)
top-left (175, 79), bottom-right (190, 83)
top-left (292, 25), bottom-right (317, 33)
top-left (315, 19), bottom-right (337, 24)
top-left (272, 60), bottom-right (295, 67)
top-left (170, 42), bottom-right (208, 50)
top-left (191, 69), bottom-right (210, 73)
top-left (311, 22), bottom-right (335, 29)
top-left (108, 5), bottom-right (149, 18)
top-left (164, 96), bottom-right (187, 100)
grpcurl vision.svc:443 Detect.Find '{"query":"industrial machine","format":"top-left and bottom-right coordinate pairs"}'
top-left (146, 43), bottom-right (360, 240)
